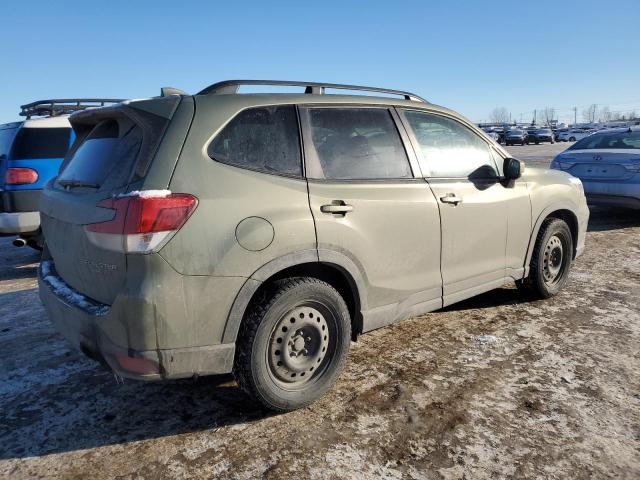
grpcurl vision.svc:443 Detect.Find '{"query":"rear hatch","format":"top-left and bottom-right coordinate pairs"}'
top-left (40, 95), bottom-right (187, 305)
top-left (559, 149), bottom-right (640, 181)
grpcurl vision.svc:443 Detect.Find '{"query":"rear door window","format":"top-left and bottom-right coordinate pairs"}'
top-left (207, 105), bottom-right (302, 177)
top-left (10, 127), bottom-right (70, 159)
top-left (301, 107), bottom-right (412, 180)
top-left (401, 110), bottom-right (498, 178)
top-left (57, 119), bottom-right (142, 189)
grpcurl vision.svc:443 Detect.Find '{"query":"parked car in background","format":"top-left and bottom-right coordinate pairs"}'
top-left (505, 129), bottom-right (529, 145)
top-left (558, 129), bottom-right (593, 142)
top-left (38, 80), bottom-right (588, 412)
top-left (554, 128), bottom-right (568, 141)
top-left (551, 127), bottom-right (640, 209)
top-left (528, 128), bottom-right (555, 144)
top-left (483, 129), bottom-right (501, 142)
top-left (0, 99), bottom-right (122, 248)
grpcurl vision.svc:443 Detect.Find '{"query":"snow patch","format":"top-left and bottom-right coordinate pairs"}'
top-left (41, 261), bottom-right (109, 316)
top-left (472, 334), bottom-right (500, 346)
top-left (117, 189), bottom-right (171, 199)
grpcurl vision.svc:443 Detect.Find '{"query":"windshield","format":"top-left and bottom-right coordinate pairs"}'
top-left (537, 129), bottom-right (552, 134)
top-left (569, 131), bottom-right (640, 150)
top-left (509, 130), bottom-right (523, 135)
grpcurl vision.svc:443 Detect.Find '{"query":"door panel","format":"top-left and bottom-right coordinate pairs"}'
top-left (428, 179), bottom-right (507, 304)
top-left (308, 180), bottom-right (442, 320)
top-left (300, 105), bottom-right (442, 329)
top-left (397, 108), bottom-right (517, 306)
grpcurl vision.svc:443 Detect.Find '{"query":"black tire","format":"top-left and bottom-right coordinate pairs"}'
top-left (234, 277), bottom-right (351, 412)
top-left (517, 218), bottom-right (573, 299)
top-left (569, 136), bottom-right (576, 142)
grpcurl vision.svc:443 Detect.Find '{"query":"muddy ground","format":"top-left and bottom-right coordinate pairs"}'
top-left (1, 143), bottom-right (639, 479)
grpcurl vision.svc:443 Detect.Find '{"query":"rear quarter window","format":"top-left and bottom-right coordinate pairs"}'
top-left (207, 105), bottom-right (302, 177)
top-left (10, 127), bottom-right (70, 159)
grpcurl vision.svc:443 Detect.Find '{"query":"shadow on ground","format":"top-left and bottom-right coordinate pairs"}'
top-left (0, 349), bottom-right (273, 459)
top-left (587, 206), bottom-right (640, 232)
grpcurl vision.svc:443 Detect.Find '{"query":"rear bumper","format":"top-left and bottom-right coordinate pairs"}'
top-left (38, 259), bottom-right (237, 380)
top-left (0, 211), bottom-right (40, 234)
top-left (1, 189), bottom-right (42, 212)
top-left (583, 180), bottom-right (640, 209)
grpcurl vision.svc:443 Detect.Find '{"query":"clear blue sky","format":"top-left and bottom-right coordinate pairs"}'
top-left (2, 0), bottom-right (639, 124)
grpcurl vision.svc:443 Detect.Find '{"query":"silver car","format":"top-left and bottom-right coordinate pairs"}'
top-left (551, 127), bottom-right (640, 209)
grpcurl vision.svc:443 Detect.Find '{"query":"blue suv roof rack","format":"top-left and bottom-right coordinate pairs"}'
top-left (19, 98), bottom-right (125, 119)
top-left (197, 80), bottom-right (428, 103)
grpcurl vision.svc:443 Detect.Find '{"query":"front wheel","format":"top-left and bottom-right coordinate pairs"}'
top-left (517, 218), bottom-right (573, 299)
top-left (234, 277), bottom-right (351, 411)
top-left (569, 136), bottom-right (576, 141)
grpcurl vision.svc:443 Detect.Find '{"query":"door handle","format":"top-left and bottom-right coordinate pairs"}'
top-left (440, 194), bottom-right (463, 205)
top-left (321, 201), bottom-right (354, 215)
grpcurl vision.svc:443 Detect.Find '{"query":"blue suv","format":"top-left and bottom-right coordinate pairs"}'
top-left (0, 99), bottom-right (122, 248)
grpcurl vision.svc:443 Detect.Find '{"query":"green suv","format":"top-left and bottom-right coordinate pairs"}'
top-left (38, 80), bottom-right (589, 411)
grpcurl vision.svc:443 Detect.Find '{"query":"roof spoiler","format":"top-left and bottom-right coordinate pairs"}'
top-left (196, 80), bottom-right (428, 103)
top-left (20, 99), bottom-right (124, 119)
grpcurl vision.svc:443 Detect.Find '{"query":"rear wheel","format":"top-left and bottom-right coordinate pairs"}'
top-left (569, 136), bottom-right (576, 141)
top-left (517, 218), bottom-right (573, 299)
top-left (234, 277), bottom-right (351, 411)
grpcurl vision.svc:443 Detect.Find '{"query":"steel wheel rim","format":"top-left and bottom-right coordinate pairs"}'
top-left (543, 234), bottom-right (565, 285)
top-left (267, 304), bottom-right (332, 388)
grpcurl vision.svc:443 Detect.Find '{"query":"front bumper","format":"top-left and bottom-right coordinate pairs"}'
top-left (38, 259), bottom-right (237, 380)
top-left (0, 211), bottom-right (40, 234)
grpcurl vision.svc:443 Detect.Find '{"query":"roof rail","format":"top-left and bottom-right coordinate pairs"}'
top-left (19, 98), bottom-right (125, 119)
top-left (197, 80), bottom-right (428, 103)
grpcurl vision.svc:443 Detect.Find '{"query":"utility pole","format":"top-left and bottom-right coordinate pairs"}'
top-left (533, 109), bottom-right (536, 126)
top-left (573, 107), bottom-right (577, 126)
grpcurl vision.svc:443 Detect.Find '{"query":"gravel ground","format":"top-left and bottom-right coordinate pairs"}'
top-left (1, 143), bottom-right (639, 479)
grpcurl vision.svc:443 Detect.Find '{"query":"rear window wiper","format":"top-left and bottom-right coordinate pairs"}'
top-left (57, 179), bottom-right (100, 189)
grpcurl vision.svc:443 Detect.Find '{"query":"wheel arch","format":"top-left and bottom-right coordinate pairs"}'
top-left (222, 250), bottom-right (367, 343)
top-left (524, 204), bottom-right (580, 272)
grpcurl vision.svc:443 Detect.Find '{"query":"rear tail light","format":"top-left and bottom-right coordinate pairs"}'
top-left (84, 192), bottom-right (198, 253)
top-left (5, 167), bottom-right (38, 185)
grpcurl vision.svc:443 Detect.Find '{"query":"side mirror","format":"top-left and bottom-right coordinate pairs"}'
top-left (503, 157), bottom-right (524, 180)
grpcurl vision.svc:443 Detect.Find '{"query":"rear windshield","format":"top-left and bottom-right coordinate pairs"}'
top-left (10, 127), bottom-right (70, 159)
top-left (570, 131), bottom-right (640, 150)
top-left (57, 119), bottom-right (142, 189)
